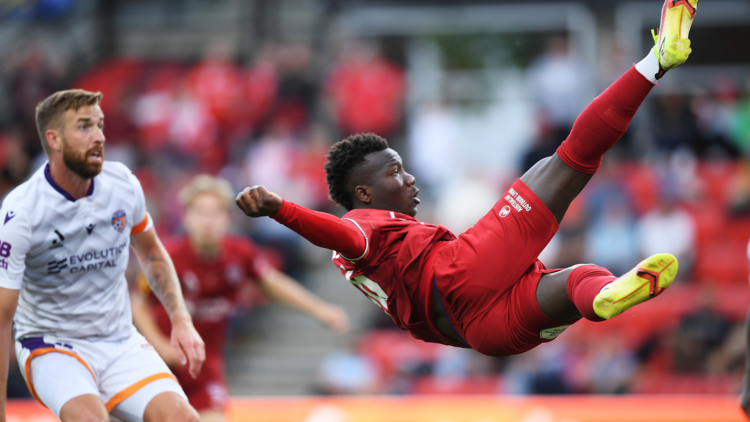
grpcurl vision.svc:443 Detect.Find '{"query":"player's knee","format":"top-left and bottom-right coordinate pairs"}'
top-left (59, 394), bottom-right (110, 422)
top-left (60, 410), bottom-right (110, 422)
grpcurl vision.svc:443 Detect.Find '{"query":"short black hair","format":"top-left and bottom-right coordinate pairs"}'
top-left (325, 133), bottom-right (389, 210)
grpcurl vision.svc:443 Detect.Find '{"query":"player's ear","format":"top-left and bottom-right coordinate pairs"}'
top-left (46, 129), bottom-right (62, 153)
top-left (354, 185), bottom-right (372, 205)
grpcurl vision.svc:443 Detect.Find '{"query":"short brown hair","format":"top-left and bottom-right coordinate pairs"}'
top-left (35, 89), bottom-right (103, 154)
top-left (179, 175), bottom-right (235, 209)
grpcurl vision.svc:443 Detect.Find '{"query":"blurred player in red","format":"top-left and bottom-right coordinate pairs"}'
top-left (131, 175), bottom-right (347, 422)
top-left (236, 1), bottom-right (697, 357)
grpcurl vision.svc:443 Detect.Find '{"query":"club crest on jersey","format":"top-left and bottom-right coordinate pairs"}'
top-left (111, 210), bottom-right (127, 233)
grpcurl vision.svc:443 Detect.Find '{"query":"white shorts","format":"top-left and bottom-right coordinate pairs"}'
top-left (16, 328), bottom-right (187, 421)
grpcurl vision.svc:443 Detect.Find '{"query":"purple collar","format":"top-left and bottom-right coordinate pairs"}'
top-left (44, 164), bottom-right (95, 202)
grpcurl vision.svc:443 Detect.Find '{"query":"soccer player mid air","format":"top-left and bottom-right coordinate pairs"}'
top-left (0, 89), bottom-right (204, 421)
top-left (236, 0), bottom-right (696, 356)
top-left (131, 175), bottom-right (348, 422)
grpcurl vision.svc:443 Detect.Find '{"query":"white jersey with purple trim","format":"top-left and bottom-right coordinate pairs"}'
top-left (0, 161), bottom-right (153, 342)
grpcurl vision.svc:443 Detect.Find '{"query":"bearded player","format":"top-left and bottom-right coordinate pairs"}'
top-left (131, 175), bottom-right (348, 422)
top-left (237, 1), bottom-right (696, 356)
top-left (0, 89), bottom-right (205, 422)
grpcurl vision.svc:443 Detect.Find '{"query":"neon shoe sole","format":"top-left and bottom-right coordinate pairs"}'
top-left (652, 0), bottom-right (698, 77)
top-left (593, 253), bottom-right (678, 320)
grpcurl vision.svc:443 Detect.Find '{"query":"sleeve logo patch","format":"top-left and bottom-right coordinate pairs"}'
top-left (111, 210), bottom-right (127, 232)
top-left (4, 211), bottom-right (15, 225)
top-left (499, 205), bottom-right (511, 218)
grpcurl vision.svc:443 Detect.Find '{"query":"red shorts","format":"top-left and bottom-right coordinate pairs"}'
top-left (173, 355), bottom-right (228, 413)
top-left (433, 179), bottom-right (570, 356)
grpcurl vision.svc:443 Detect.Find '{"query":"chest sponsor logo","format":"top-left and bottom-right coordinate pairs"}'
top-left (347, 274), bottom-right (390, 316)
top-left (47, 258), bottom-right (68, 275)
top-left (47, 242), bottom-right (128, 275)
top-left (225, 264), bottom-right (244, 285)
top-left (111, 210), bottom-right (126, 233)
top-left (86, 223), bottom-right (96, 235)
top-left (4, 211), bottom-right (15, 225)
top-left (539, 324), bottom-right (572, 339)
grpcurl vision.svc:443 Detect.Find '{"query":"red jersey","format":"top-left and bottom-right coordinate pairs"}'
top-left (272, 201), bottom-right (455, 343)
top-left (147, 235), bottom-right (270, 356)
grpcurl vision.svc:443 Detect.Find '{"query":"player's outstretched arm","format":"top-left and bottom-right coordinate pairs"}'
top-left (130, 287), bottom-right (181, 368)
top-left (259, 269), bottom-right (348, 335)
top-left (236, 186), bottom-right (367, 258)
top-left (131, 228), bottom-right (205, 378)
top-left (740, 309), bottom-right (750, 418)
top-left (0, 287), bottom-right (19, 422)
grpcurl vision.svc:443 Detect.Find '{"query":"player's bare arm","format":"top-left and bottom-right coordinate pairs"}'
top-left (259, 269), bottom-right (348, 335)
top-left (131, 228), bottom-right (205, 378)
top-left (130, 289), bottom-right (181, 367)
top-left (0, 288), bottom-right (19, 422)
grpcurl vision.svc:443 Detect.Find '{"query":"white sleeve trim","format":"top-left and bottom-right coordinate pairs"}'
top-left (0, 276), bottom-right (22, 290)
top-left (339, 218), bottom-right (369, 262)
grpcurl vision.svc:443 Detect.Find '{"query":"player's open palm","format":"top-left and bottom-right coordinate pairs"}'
top-left (236, 185), bottom-right (283, 218)
top-left (170, 316), bottom-right (205, 379)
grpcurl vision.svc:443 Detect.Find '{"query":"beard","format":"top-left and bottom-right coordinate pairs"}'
top-left (61, 139), bottom-right (104, 179)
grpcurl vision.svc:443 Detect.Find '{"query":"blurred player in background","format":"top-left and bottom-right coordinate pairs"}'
top-left (237, 0), bottom-right (696, 358)
top-left (0, 89), bottom-right (204, 422)
top-left (131, 175), bottom-right (347, 422)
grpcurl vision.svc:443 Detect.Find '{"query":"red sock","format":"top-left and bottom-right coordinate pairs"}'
top-left (566, 265), bottom-right (617, 322)
top-left (556, 66), bottom-right (655, 174)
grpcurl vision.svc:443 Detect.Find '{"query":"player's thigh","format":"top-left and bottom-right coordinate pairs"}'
top-left (445, 178), bottom-right (559, 289)
top-left (100, 332), bottom-right (189, 422)
top-left (463, 270), bottom-right (579, 356)
top-left (143, 391), bottom-right (199, 422)
top-left (520, 154), bottom-right (593, 224)
top-left (27, 351), bottom-right (103, 419)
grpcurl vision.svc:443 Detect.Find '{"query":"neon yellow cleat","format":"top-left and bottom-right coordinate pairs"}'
top-left (652, 0), bottom-right (698, 79)
top-left (593, 253), bottom-right (678, 320)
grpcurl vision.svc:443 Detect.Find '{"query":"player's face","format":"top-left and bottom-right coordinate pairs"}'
top-left (59, 105), bottom-right (105, 179)
top-left (361, 148), bottom-right (420, 217)
top-left (184, 192), bottom-right (230, 247)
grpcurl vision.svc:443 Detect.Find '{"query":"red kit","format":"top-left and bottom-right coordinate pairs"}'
top-left (146, 236), bottom-right (270, 411)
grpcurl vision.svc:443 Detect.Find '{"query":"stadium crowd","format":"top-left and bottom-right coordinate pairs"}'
top-left (0, 34), bottom-right (748, 398)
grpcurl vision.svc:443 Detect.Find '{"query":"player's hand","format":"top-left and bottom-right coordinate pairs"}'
top-left (316, 304), bottom-right (349, 335)
top-left (170, 311), bottom-right (205, 379)
top-left (235, 186), bottom-right (283, 218)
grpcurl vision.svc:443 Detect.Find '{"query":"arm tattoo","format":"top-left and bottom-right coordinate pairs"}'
top-left (141, 255), bottom-right (187, 318)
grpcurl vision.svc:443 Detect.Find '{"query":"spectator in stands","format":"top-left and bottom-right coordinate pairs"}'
top-left (653, 92), bottom-right (703, 156)
top-left (636, 182), bottom-right (696, 275)
top-left (584, 197), bottom-right (638, 276)
top-left (325, 41), bottom-right (405, 136)
top-left (673, 288), bottom-right (732, 373)
top-left (527, 36), bottom-right (591, 134)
